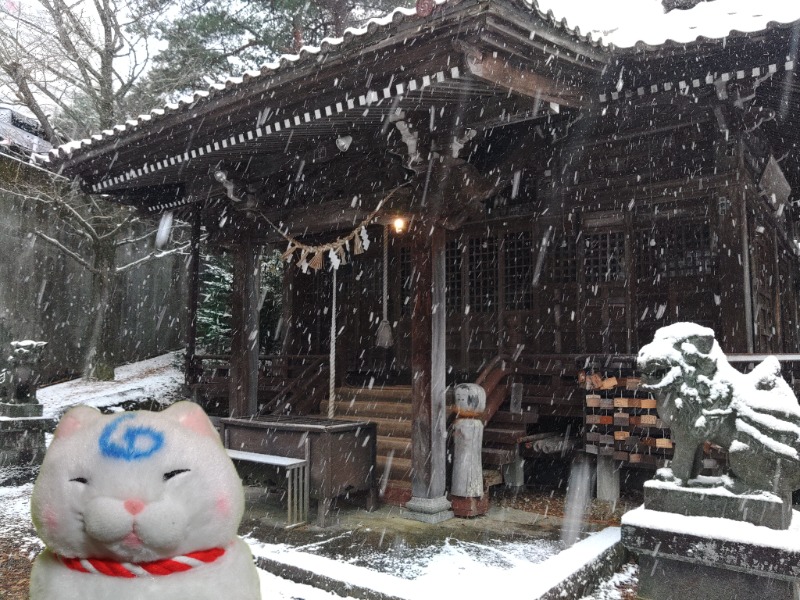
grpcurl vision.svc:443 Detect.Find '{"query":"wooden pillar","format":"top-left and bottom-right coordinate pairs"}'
top-left (405, 223), bottom-right (453, 523)
top-left (738, 189), bottom-right (755, 353)
top-left (229, 236), bottom-right (260, 417)
top-left (185, 204), bottom-right (202, 387)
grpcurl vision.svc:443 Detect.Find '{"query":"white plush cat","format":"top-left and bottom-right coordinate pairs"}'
top-left (29, 401), bottom-right (261, 600)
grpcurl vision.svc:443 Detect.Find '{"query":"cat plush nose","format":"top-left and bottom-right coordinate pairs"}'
top-left (124, 499), bottom-right (146, 515)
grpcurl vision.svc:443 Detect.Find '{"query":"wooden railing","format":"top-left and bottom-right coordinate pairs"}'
top-left (258, 356), bottom-right (329, 416)
top-left (473, 353), bottom-right (589, 422)
top-left (190, 354), bottom-right (328, 415)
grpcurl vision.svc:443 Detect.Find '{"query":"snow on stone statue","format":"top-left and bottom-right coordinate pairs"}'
top-left (637, 322), bottom-right (800, 495)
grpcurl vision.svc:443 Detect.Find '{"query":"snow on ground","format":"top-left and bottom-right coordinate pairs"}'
top-left (248, 528), bottom-right (620, 600)
top-left (535, 0), bottom-right (800, 47)
top-left (0, 480), bottom-right (350, 599)
top-left (3, 353), bottom-right (629, 599)
top-left (579, 564), bottom-right (638, 600)
top-left (4, 353), bottom-right (350, 598)
top-left (37, 351), bottom-right (185, 418)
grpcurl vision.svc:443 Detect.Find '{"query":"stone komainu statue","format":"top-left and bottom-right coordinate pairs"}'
top-left (637, 323), bottom-right (800, 494)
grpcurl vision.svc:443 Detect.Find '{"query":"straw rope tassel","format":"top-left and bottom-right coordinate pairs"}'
top-left (376, 225), bottom-right (393, 348)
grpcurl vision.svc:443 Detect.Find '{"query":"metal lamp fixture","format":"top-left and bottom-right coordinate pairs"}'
top-left (335, 135), bottom-right (353, 152)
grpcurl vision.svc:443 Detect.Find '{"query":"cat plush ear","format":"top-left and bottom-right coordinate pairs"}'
top-left (163, 401), bottom-right (218, 438)
top-left (54, 405), bottom-right (102, 440)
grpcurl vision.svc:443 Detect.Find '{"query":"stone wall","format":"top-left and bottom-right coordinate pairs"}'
top-left (0, 154), bottom-right (187, 381)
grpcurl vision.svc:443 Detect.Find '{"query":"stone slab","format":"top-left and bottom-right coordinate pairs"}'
top-left (622, 510), bottom-right (800, 583)
top-left (0, 446), bottom-right (46, 467)
top-left (0, 416), bottom-right (57, 432)
top-left (0, 402), bottom-right (43, 418)
top-left (638, 554), bottom-right (798, 600)
top-left (644, 479), bottom-right (790, 529)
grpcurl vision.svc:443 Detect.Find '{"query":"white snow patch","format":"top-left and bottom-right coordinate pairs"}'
top-left (248, 528), bottom-right (620, 599)
top-left (36, 351), bottom-right (184, 418)
top-left (535, 0), bottom-right (800, 48)
top-left (579, 563), bottom-right (638, 600)
top-left (623, 506), bottom-right (800, 552)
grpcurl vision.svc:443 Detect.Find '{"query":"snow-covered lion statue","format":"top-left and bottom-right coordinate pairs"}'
top-left (637, 322), bottom-right (800, 494)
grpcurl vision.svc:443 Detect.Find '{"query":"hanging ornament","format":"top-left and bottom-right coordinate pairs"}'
top-left (281, 242), bottom-right (296, 261)
top-left (353, 230), bottom-right (364, 255)
top-left (309, 251), bottom-right (324, 271)
top-left (328, 247), bottom-right (341, 270)
top-left (360, 227), bottom-right (371, 252)
top-left (335, 244), bottom-right (347, 266)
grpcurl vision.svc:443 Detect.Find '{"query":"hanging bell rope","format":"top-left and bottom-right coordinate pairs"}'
top-left (376, 224), bottom-right (394, 348)
top-left (328, 267), bottom-right (337, 418)
top-left (250, 184), bottom-right (408, 272)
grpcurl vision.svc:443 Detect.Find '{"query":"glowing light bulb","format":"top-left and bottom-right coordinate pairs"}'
top-left (393, 217), bottom-right (406, 234)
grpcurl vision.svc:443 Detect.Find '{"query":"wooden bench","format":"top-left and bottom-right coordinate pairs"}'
top-left (225, 443), bottom-right (310, 528)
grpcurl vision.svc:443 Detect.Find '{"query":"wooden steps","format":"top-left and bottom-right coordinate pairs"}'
top-left (327, 384), bottom-right (533, 505)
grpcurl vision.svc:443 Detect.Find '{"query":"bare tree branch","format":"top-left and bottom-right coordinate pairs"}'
top-left (116, 241), bottom-right (191, 272)
top-left (34, 230), bottom-right (99, 273)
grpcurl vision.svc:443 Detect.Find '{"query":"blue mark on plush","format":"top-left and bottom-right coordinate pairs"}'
top-left (98, 414), bottom-right (164, 461)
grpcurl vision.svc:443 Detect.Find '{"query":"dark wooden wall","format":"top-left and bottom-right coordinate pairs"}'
top-left (286, 104), bottom-right (800, 383)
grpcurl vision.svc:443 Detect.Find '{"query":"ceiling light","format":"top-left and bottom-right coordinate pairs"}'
top-left (335, 135), bottom-right (353, 152)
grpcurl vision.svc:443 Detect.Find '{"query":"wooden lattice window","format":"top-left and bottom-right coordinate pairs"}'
top-left (548, 230), bottom-right (578, 284)
top-left (468, 237), bottom-right (497, 313)
top-left (504, 232), bottom-right (533, 310)
top-left (638, 223), bottom-right (715, 280)
top-left (584, 232), bottom-right (625, 283)
top-left (446, 240), bottom-right (462, 312)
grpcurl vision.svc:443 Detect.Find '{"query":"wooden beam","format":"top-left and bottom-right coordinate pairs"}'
top-left (463, 49), bottom-right (589, 109)
top-left (229, 234), bottom-right (260, 416)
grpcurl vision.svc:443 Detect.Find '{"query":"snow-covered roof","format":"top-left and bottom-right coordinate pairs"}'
top-left (42, 0), bottom-right (800, 171)
top-left (41, 0), bottom-right (606, 167)
top-left (536, 0), bottom-right (800, 49)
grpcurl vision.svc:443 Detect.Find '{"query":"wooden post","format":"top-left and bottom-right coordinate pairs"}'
top-left (185, 204), bottom-right (202, 387)
top-left (405, 223), bottom-right (453, 523)
top-left (229, 235), bottom-right (260, 417)
top-left (739, 189), bottom-right (755, 353)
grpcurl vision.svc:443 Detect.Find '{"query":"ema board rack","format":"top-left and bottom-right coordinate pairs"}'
top-left (581, 373), bottom-right (674, 469)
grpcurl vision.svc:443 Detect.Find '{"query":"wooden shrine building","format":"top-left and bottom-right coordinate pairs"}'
top-left (46, 0), bottom-right (800, 517)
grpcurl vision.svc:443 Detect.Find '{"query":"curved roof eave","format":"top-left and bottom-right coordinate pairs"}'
top-left (42, 0), bottom-right (609, 173)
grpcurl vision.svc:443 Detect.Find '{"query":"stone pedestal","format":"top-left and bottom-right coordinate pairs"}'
top-left (0, 403), bottom-right (56, 467)
top-left (596, 455), bottom-right (620, 503)
top-left (404, 496), bottom-right (454, 524)
top-left (623, 505), bottom-right (800, 600)
top-left (644, 478), bottom-right (791, 529)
